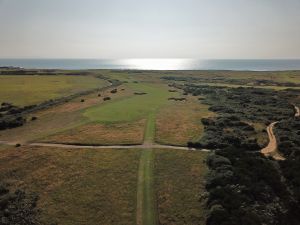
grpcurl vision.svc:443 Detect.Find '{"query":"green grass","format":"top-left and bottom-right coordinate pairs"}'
top-left (144, 113), bottom-right (156, 143)
top-left (136, 149), bottom-right (157, 225)
top-left (0, 75), bottom-right (109, 106)
top-left (84, 83), bottom-right (176, 123)
top-left (83, 83), bottom-right (177, 142)
top-left (154, 149), bottom-right (208, 225)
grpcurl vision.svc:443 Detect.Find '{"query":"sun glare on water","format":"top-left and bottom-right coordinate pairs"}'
top-left (120, 58), bottom-right (193, 70)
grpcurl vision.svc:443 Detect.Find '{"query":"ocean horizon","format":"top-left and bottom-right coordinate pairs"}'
top-left (0, 58), bottom-right (300, 71)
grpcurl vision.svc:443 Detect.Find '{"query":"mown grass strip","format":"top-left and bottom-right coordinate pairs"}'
top-left (144, 113), bottom-right (156, 144)
top-left (137, 149), bottom-right (157, 225)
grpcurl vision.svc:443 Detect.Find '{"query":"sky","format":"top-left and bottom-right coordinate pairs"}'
top-left (0, 0), bottom-right (300, 59)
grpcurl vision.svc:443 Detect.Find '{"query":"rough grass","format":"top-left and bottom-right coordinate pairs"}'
top-left (0, 85), bottom-right (131, 143)
top-left (144, 113), bottom-right (156, 143)
top-left (0, 109), bottom-right (86, 143)
top-left (251, 122), bottom-right (268, 147)
top-left (0, 75), bottom-right (109, 106)
top-left (41, 119), bottom-right (146, 145)
top-left (154, 149), bottom-right (208, 225)
top-left (0, 146), bottom-right (140, 225)
top-left (156, 97), bottom-right (215, 146)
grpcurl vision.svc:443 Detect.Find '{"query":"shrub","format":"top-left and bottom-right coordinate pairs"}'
top-left (206, 204), bottom-right (230, 225)
top-left (207, 154), bottom-right (231, 169)
top-left (134, 92), bottom-right (147, 95)
top-left (0, 184), bottom-right (40, 225)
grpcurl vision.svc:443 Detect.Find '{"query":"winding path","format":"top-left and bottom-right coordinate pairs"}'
top-left (261, 104), bottom-right (299, 160)
top-left (261, 122), bottom-right (285, 160)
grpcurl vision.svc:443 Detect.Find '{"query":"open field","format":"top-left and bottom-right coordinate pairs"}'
top-left (0, 81), bottom-right (182, 146)
top-left (84, 83), bottom-right (177, 123)
top-left (0, 144), bottom-right (210, 225)
top-left (83, 82), bottom-right (178, 143)
top-left (42, 119), bottom-right (146, 145)
top-left (1, 69), bottom-right (300, 225)
top-left (0, 75), bottom-right (109, 106)
top-left (156, 96), bottom-right (215, 146)
top-left (0, 146), bottom-right (140, 225)
top-left (159, 70), bottom-right (300, 85)
top-left (101, 70), bottom-right (300, 84)
top-left (3, 70), bottom-right (297, 146)
top-left (186, 82), bottom-right (300, 90)
top-left (0, 84), bottom-right (132, 143)
top-left (154, 149), bottom-right (208, 225)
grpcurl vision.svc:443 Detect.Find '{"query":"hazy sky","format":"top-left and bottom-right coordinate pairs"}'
top-left (0, 0), bottom-right (300, 59)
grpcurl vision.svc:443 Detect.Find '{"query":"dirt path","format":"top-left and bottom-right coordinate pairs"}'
top-left (261, 104), bottom-right (299, 160)
top-left (136, 150), bottom-right (157, 225)
top-left (0, 140), bottom-right (211, 152)
top-left (294, 105), bottom-right (300, 117)
top-left (261, 122), bottom-right (285, 160)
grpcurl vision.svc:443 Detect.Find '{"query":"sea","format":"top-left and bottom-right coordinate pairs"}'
top-left (0, 59), bottom-right (300, 71)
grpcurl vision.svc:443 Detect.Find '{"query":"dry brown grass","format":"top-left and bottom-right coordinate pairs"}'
top-left (41, 119), bottom-right (146, 145)
top-left (248, 121), bottom-right (268, 147)
top-left (0, 146), bottom-right (140, 225)
top-left (155, 96), bottom-right (215, 146)
top-left (154, 149), bottom-right (208, 225)
top-left (0, 110), bottom-right (85, 143)
top-left (40, 84), bottom-right (132, 115)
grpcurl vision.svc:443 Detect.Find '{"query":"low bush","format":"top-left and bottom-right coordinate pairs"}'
top-left (110, 89), bottom-right (117, 93)
top-left (103, 97), bottom-right (111, 101)
top-left (0, 116), bottom-right (26, 130)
